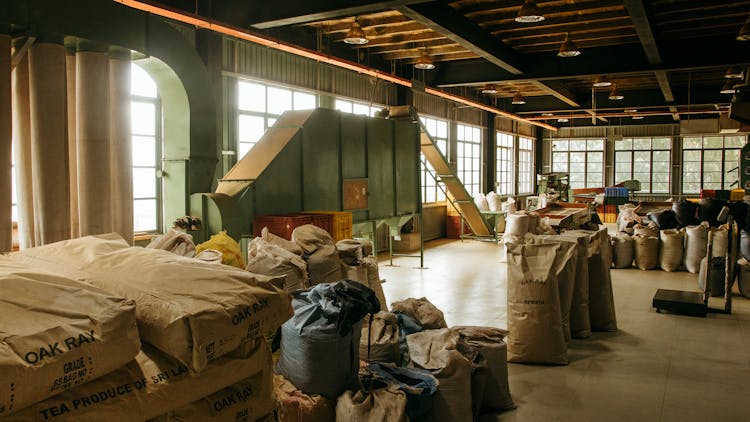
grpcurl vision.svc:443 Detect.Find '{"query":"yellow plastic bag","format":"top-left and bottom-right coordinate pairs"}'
top-left (196, 231), bottom-right (245, 268)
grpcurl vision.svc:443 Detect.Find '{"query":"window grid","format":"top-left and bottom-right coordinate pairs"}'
top-left (496, 132), bottom-right (513, 196)
top-left (518, 136), bottom-right (534, 194)
top-left (682, 135), bottom-right (746, 193)
top-left (334, 98), bottom-right (381, 117)
top-left (237, 80), bottom-right (317, 156)
top-left (551, 139), bottom-right (604, 189)
top-left (614, 137), bottom-right (671, 193)
top-left (456, 123), bottom-right (482, 197)
top-left (419, 116), bottom-right (449, 203)
top-left (131, 63), bottom-right (162, 234)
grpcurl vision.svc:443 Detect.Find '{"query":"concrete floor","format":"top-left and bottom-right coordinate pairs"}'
top-left (378, 238), bottom-right (750, 422)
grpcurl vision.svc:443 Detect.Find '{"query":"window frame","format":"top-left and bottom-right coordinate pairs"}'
top-left (130, 92), bottom-right (163, 234)
top-left (456, 123), bottom-right (483, 197)
top-left (551, 139), bottom-right (605, 189)
top-left (613, 137), bottom-right (671, 194)
top-left (517, 136), bottom-right (535, 195)
top-left (681, 135), bottom-right (746, 194)
top-left (419, 115), bottom-right (449, 204)
top-left (495, 131), bottom-right (514, 196)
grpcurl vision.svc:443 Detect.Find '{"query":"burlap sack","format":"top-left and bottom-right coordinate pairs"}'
top-left (453, 326), bottom-right (515, 412)
top-left (710, 226), bottom-right (729, 258)
top-left (659, 229), bottom-right (684, 272)
top-left (246, 237), bottom-right (309, 292)
top-left (391, 297), bottom-right (447, 329)
top-left (336, 239), bottom-right (372, 265)
top-left (5, 342), bottom-right (271, 422)
top-left (0, 258), bottom-right (141, 418)
top-left (360, 312), bottom-right (400, 363)
top-left (523, 234), bottom-right (578, 342)
top-left (274, 374), bottom-right (335, 422)
top-left (567, 229), bottom-right (617, 332)
top-left (335, 388), bottom-right (408, 422)
top-left (737, 258), bottom-right (750, 298)
top-left (293, 225), bottom-right (343, 285)
top-left (506, 242), bottom-right (567, 364)
top-left (406, 329), bottom-right (473, 422)
top-left (634, 235), bottom-right (659, 270)
top-left (344, 256), bottom-right (387, 310)
top-left (684, 223), bottom-right (709, 274)
top-left (611, 233), bottom-right (634, 269)
top-left (10, 234), bottom-right (293, 373)
top-left (156, 366), bottom-right (274, 422)
top-left (261, 227), bottom-right (303, 256)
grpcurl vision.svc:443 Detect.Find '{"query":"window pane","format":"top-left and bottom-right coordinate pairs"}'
top-left (437, 121), bottom-right (448, 138)
top-left (131, 102), bottom-right (156, 136)
top-left (293, 91), bottom-right (316, 110)
top-left (652, 138), bottom-right (671, 149)
top-left (239, 142), bottom-right (253, 158)
top-left (132, 168), bottom-right (156, 198)
top-left (132, 136), bottom-right (156, 167)
top-left (352, 103), bottom-right (370, 116)
top-left (703, 136), bottom-right (723, 149)
top-left (615, 139), bottom-right (633, 150)
top-left (131, 64), bottom-right (157, 98)
top-left (683, 137), bottom-right (702, 149)
top-left (267, 118), bottom-right (277, 128)
top-left (238, 81), bottom-right (266, 112)
top-left (133, 199), bottom-right (157, 232)
top-left (238, 115), bottom-right (265, 144)
top-left (552, 152), bottom-right (568, 172)
top-left (725, 135), bottom-right (746, 148)
top-left (633, 138), bottom-right (650, 150)
top-left (552, 140), bottom-right (568, 151)
top-left (587, 139), bottom-right (604, 150)
top-left (570, 140), bottom-right (587, 151)
top-left (267, 87), bottom-right (292, 115)
top-left (335, 99), bottom-right (352, 113)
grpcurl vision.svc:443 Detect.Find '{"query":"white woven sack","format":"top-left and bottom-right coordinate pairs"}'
top-left (684, 222), bottom-right (709, 274)
top-left (611, 234), bottom-right (634, 269)
top-left (633, 235), bottom-right (658, 270)
top-left (505, 213), bottom-right (529, 236)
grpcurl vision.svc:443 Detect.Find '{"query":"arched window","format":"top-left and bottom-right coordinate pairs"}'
top-left (131, 63), bottom-right (162, 233)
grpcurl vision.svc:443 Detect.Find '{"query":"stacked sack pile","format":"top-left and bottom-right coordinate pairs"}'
top-left (1, 233), bottom-right (294, 421)
top-left (612, 199), bottom-right (735, 297)
top-left (504, 228), bottom-right (618, 365)
top-left (273, 287), bottom-right (516, 421)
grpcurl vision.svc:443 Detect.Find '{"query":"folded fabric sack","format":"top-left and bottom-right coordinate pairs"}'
top-left (292, 225), bottom-right (343, 285)
top-left (0, 258), bottom-right (141, 418)
top-left (273, 374), bottom-right (335, 422)
top-left (10, 234), bottom-right (293, 373)
top-left (146, 228), bottom-right (196, 257)
top-left (390, 297), bottom-right (447, 330)
top-left (363, 363), bottom-right (438, 422)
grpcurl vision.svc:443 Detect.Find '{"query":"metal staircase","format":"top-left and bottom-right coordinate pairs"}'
top-left (418, 124), bottom-right (492, 237)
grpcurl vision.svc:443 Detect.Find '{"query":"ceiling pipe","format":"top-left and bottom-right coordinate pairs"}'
top-left (114, 0), bottom-right (556, 130)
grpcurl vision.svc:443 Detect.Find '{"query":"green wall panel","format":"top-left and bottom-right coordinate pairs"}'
top-left (341, 116), bottom-right (368, 179)
top-left (255, 133), bottom-right (304, 216)
top-left (367, 119), bottom-right (395, 219)
top-left (302, 109), bottom-right (342, 210)
top-left (394, 120), bottom-right (420, 215)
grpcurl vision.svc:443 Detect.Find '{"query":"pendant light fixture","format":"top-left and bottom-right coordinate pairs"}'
top-left (512, 93), bottom-right (526, 105)
top-left (481, 84), bottom-right (498, 94)
top-left (343, 18), bottom-right (368, 45)
top-left (593, 76), bottom-right (612, 87)
top-left (737, 16), bottom-right (750, 41)
top-left (608, 84), bottom-right (624, 100)
top-left (557, 117), bottom-right (569, 123)
top-left (720, 81), bottom-right (737, 94)
top-left (414, 49), bottom-right (435, 70)
top-left (725, 67), bottom-right (744, 79)
top-left (557, 33), bottom-right (581, 57)
top-left (515, 0), bottom-right (545, 23)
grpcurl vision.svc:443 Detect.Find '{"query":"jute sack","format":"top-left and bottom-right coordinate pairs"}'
top-left (391, 297), bottom-right (447, 329)
top-left (523, 234), bottom-right (578, 342)
top-left (156, 366), bottom-right (274, 422)
top-left (710, 226), bottom-right (729, 258)
top-left (274, 375), bottom-right (335, 422)
top-left (9, 234), bottom-right (293, 373)
top-left (698, 257), bottom-right (727, 297)
top-left (633, 222), bottom-right (659, 237)
top-left (659, 229), bottom-right (684, 272)
top-left (5, 341), bottom-right (271, 422)
top-left (360, 312), bottom-right (400, 363)
top-left (506, 243), bottom-right (567, 364)
top-left (246, 237), bottom-right (309, 292)
top-left (0, 258), bottom-right (141, 418)
top-left (549, 232), bottom-right (594, 339)
top-left (292, 225), bottom-right (343, 285)
top-left (684, 222), bottom-right (709, 274)
top-left (406, 329), bottom-right (473, 422)
top-left (343, 257), bottom-right (387, 310)
top-left (336, 239), bottom-right (372, 265)
top-left (634, 235), bottom-right (659, 270)
top-left (336, 387), bottom-right (408, 422)
top-left (453, 326), bottom-right (515, 411)
top-left (736, 258), bottom-right (750, 298)
top-left (611, 234), bottom-right (634, 269)
top-left (261, 227), bottom-right (304, 256)
top-left (587, 229), bottom-right (618, 332)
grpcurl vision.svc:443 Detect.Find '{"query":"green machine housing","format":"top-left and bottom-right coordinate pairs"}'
top-left (190, 108), bottom-right (421, 242)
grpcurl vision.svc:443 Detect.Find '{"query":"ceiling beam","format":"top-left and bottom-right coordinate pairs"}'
top-left (396, 2), bottom-right (525, 75)
top-left (429, 36), bottom-right (750, 87)
top-left (247, 0), bottom-right (434, 29)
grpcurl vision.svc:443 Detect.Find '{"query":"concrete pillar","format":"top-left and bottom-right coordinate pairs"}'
top-left (109, 50), bottom-right (133, 244)
top-left (28, 41), bottom-right (71, 244)
top-left (12, 53), bottom-right (34, 248)
top-left (76, 48), bottom-right (111, 236)
top-left (0, 34), bottom-right (11, 252)
top-left (66, 50), bottom-right (79, 238)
